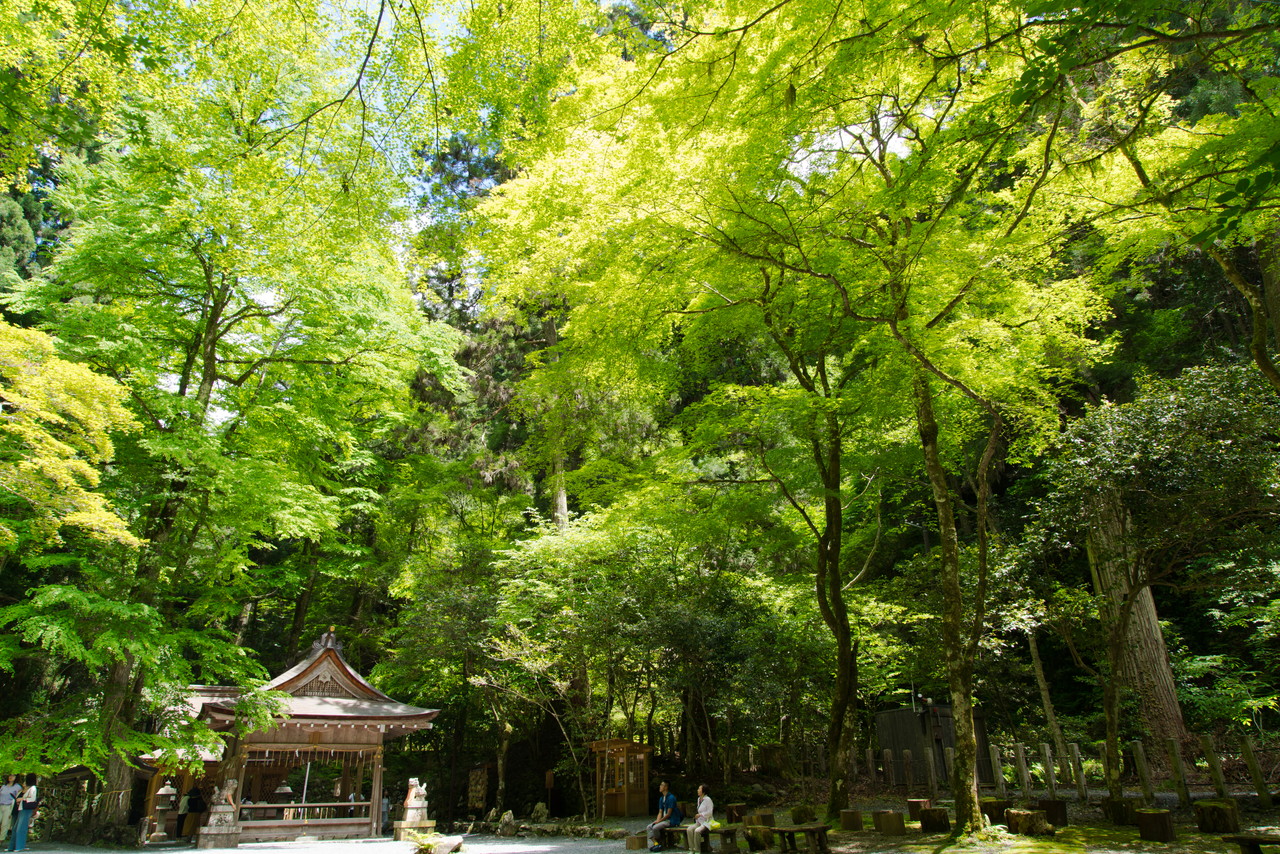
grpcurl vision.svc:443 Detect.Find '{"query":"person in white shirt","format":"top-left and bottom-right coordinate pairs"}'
top-left (685, 784), bottom-right (714, 852)
top-left (0, 775), bottom-right (21, 844)
top-left (7, 774), bottom-right (37, 852)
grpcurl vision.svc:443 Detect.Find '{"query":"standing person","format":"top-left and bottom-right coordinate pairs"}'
top-left (176, 786), bottom-right (190, 841)
top-left (685, 784), bottom-right (713, 853)
top-left (646, 781), bottom-right (681, 852)
top-left (181, 784), bottom-right (207, 842)
top-left (7, 774), bottom-right (37, 853)
top-left (0, 775), bottom-right (21, 846)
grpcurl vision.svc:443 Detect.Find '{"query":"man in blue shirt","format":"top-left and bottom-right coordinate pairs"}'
top-left (646, 781), bottom-right (681, 851)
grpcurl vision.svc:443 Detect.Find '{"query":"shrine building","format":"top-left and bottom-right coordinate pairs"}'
top-left (144, 628), bottom-right (438, 842)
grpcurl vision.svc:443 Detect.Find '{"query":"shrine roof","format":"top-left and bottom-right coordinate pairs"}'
top-left (191, 629), bottom-right (438, 736)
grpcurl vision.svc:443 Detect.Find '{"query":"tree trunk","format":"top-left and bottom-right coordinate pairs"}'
top-left (912, 372), bottom-right (982, 834)
top-left (809, 410), bottom-right (857, 820)
top-left (287, 545), bottom-right (320, 662)
top-left (1027, 631), bottom-right (1071, 782)
top-left (494, 721), bottom-right (513, 814)
top-left (1085, 490), bottom-right (1190, 749)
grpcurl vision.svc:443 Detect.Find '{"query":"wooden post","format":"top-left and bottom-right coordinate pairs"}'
top-left (1040, 744), bottom-right (1057, 799)
top-left (1130, 741), bottom-right (1155, 805)
top-left (1014, 744), bottom-right (1031, 798)
top-left (369, 746), bottom-right (384, 837)
top-left (903, 749), bottom-right (914, 791)
top-left (1069, 744), bottom-right (1087, 804)
top-left (883, 749), bottom-right (896, 788)
top-left (865, 749), bottom-right (877, 785)
top-left (1165, 738), bottom-right (1192, 807)
top-left (944, 747), bottom-right (955, 787)
top-left (1241, 736), bottom-right (1274, 809)
top-left (989, 745), bottom-right (1006, 798)
top-left (924, 746), bottom-right (938, 800)
top-left (1200, 734), bottom-right (1229, 799)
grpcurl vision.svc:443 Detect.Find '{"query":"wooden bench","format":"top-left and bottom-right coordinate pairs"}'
top-left (707, 823), bottom-right (744, 852)
top-left (1225, 834), bottom-right (1280, 854)
top-left (661, 824), bottom-right (741, 853)
top-left (771, 823), bottom-right (830, 854)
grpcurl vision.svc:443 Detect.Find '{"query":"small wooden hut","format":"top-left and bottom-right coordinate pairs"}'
top-left (144, 628), bottom-right (438, 842)
top-left (589, 738), bottom-right (651, 818)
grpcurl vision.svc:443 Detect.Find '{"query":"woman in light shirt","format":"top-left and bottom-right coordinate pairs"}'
top-left (6, 774), bottom-right (37, 853)
top-left (0, 775), bottom-right (22, 845)
top-left (685, 784), bottom-right (713, 852)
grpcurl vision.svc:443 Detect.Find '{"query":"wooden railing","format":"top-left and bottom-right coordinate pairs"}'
top-left (237, 801), bottom-right (375, 841)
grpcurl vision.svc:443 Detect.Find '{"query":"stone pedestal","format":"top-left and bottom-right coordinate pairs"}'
top-left (394, 818), bottom-right (437, 841)
top-left (196, 805), bottom-right (241, 850)
top-left (146, 812), bottom-right (172, 844)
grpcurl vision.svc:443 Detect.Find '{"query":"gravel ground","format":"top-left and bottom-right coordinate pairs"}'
top-left (12, 821), bottom-right (654, 854)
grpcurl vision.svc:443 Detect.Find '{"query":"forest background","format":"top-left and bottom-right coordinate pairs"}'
top-left (2, 0), bottom-right (1280, 840)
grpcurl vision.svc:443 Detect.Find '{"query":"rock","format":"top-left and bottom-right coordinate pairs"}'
top-left (532, 802), bottom-right (550, 823)
top-left (498, 810), bottom-right (518, 837)
top-left (485, 808), bottom-right (499, 822)
top-left (433, 835), bottom-right (465, 854)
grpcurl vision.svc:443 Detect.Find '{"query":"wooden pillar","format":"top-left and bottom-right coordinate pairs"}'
top-left (1040, 744), bottom-right (1057, 799)
top-left (1014, 744), bottom-right (1031, 798)
top-left (1241, 736), bottom-right (1273, 809)
top-left (882, 749), bottom-right (895, 788)
top-left (1165, 738), bottom-right (1191, 807)
top-left (989, 745), bottom-right (1006, 799)
top-left (924, 746), bottom-right (938, 799)
top-left (903, 749), bottom-right (914, 791)
top-left (1200, 735), bottom-right (1228, 799)
top-left (369, 744), bottom-right (385, 837)
top-left (1130, 741), bottom-right (1154, 805)
top-left (1069, 744), bottom-right (1087, 803)
top-left (865, 749), bottom-right (877, 784)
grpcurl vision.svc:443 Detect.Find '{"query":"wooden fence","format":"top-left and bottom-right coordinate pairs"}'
top-left (856, 735), bottom-right (1277, 805)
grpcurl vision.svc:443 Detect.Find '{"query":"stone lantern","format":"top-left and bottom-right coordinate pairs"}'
top-left (148, 781), bottom-right (178, 843)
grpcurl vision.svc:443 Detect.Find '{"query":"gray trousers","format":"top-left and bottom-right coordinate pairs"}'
top-left (646, 819), bottom-right (672, 844)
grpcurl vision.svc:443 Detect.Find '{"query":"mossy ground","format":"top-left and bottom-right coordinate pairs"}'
top-left (828, 818), bottom-right (1277, 853)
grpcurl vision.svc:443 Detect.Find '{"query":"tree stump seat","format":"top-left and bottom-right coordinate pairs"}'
top-left (838, 810), bottom-right (862, 832)
top-left (906, 799), bottom-right (931, 820)
top-left (1224, 834), bottom-right (1280, 854)
top-left (1038, 799), bottom-right (1068, 827)
top-left (743, 812), bottom-right (775, 851)
top-left (772, 823), bottom-right (830, 854)
top-left (1195, 800), bottom-right (1241, 833)
top-left (979, 799), bottom-right (1010, 825)
top-left (919, 807), bottom-right (950, 833)
top-left (1005, 809), bottom-right (1055, 836)
top-left (872, 811), bottom-right (905, 836)
top-left (1135, 809), bottom-right (1175, 843)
